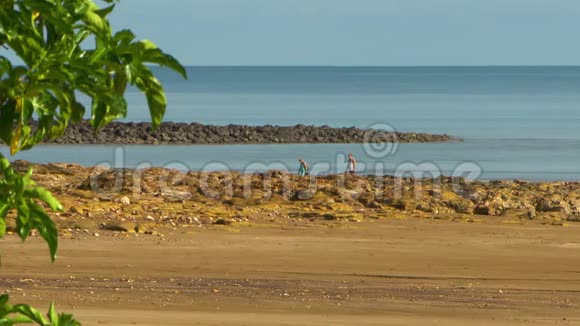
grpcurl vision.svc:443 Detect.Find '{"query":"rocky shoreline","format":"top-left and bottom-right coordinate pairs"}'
top-left (7, 161), bottom-right (579, 235)
top-left (41, 121), bottom-right (460, 145)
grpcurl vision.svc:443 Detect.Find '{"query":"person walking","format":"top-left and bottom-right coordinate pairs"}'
top-left (346, 153), bottom-right (356, 175)
top-left (298, 159), bottom-right (309, 177)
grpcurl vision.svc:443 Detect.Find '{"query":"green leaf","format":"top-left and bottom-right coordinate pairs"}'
top-left (0, 294), bottom-right (9, 306)
top-left (130, 64), bottom-right (166, 129)
top-left (112, 29), bottom-right (135, 49)
top-left (0, 296), bottom-right (80, 325)
top-left (11, 304), bottom-right (50, 325)
top-left (108, 93), bottom-right (128, 118)
top-left (24, 187), bottom-right (63, 211)
top-left (0, 100), bottom-right (16, 146)
top-left (90, 95), bottom-right (127, 131)
top-left (70, 101), bottom-right (86, 123)
top-left (10, 116), bottom-right (21, 155)
top-left (87, 43), bottom-right (109, 65)
top-left (29, 202), bottom-right (58, 261)
top-left (23, 167), bottom-right (33, 187)
top-left (0, 217), bottom-right (6, 238)
top-left (112, 67), bottom-right (127, 95)
top-left (137, 39), bottom-right (157, 50)
top-left (0, 203), bottom-right (9, 219)
top-left (47, 302), bottom-right (57, 324)
top-left (0, 315), bottom-right (35, 324)
top-left (0, 157), bottom-right (12, 175)
top-left (145, 88), bottom-right (166, 130)
top-left (16, 200), bottom-right (31, 241)
top-left (0, 56), bottom-right (12, 77)
top-left (83, 10), bottom-right (110, 36)
top-left (94, 3), bottom-right (115, 17)
top-left (56, 313), bottom-right (81, 326)
top-left (142, 49), bottom-right (187, 79)
top-left (130, 41), bottom-right (187, 79)
top-left (90, 99), bottom-right (107, 131)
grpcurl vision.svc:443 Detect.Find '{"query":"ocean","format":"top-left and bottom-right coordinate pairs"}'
top-left (4, 66), bottom-right (580, 181)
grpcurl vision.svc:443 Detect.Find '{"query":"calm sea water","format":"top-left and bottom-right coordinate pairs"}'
top-left (3, 66), bottom-right (580, 180)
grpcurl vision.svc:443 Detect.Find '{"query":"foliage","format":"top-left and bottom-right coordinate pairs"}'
top-left (0, 295), bottom-right (80, 326)
top-left (0, 0), bottom-right (186, 324)
top-left (0, 156), bottom-right (60, 258)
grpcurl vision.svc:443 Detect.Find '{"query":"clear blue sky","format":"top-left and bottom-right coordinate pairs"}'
top-left (8, 0), bottom-right (580, 66)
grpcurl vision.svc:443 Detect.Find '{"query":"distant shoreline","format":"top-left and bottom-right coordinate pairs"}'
top-left (42, 121), bottom-right (461, 145)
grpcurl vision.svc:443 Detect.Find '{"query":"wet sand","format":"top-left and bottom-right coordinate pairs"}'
top-left (2, 219), bottom-right (579, 325)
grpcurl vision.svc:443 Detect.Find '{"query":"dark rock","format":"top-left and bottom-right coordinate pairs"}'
top-left (36, 120), bottom-right (461, 145)
top-left (473, 204), bottom-right (490, 215)
top-left (445, 198), bottom-right (475, 214)
top-left (213, 218), bottom-right (233, 225)
top-left (367, 201), bottom-right (383, 209)
top-left (161, 190), bottom-right (193, 202)
top-left (295, 190), bottom-right (316, 201)
top-left (566, 216), bottom-right (580, 222)
top-left (99, 223), bottom-right (131, 232)
top-left (536, 195), bottom-right (571, 214)
top-left (389, 199), bottom-right (407, 210)
top-left (416, 203), bottom-right (436, 213)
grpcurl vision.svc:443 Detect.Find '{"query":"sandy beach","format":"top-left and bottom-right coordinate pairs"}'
top-left (1, 162), bottom-right (579, 325)
top-left (2, 219), bottom-right (579, 325)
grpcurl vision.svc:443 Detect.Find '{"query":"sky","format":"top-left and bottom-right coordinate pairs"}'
top-left (6, 0), bottom-right (580, 66)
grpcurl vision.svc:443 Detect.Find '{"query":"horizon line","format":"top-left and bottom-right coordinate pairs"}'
top-left (170, 64), bottom-right (580, 68)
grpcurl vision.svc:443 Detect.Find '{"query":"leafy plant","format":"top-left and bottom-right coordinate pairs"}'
top-left (0, 0), bottom-right (186, 324)
top-left (0, 295), bottom-right (80, 326)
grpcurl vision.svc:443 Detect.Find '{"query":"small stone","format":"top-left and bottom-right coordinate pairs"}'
top-left (566, 216), bottom-right (580, 223)
top-left (94, 233), bottom-right (100, 237)
top-left (120, 196), bottom-right (131, 206)
top-left (213, 219), bottom-right (232, 225)
top-left (100, 223), bottom-right (130, 232)
top-left (146, 215), bottom-right (155, 221)
top-left (296, 190), bottom-right (316, 201)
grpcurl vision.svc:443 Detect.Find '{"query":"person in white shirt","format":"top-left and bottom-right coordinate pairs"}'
top-left (346, 153), bottom-right (356, 175)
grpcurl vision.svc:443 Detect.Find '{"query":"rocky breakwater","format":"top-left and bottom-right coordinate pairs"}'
top-left (42, 121), bottom-right (460, 145)
top-left (5, 161), bottom-right (579, 236)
